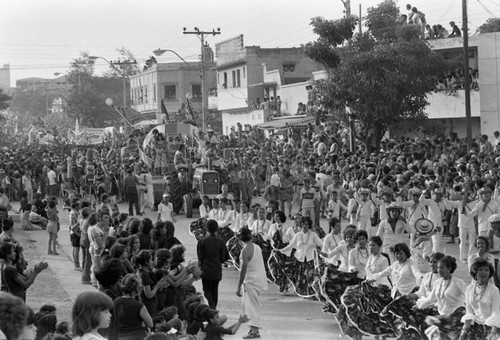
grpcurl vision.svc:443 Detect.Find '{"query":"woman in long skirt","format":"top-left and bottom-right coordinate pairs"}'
top-left (277, 216), bottom-right (323, 298)
top-left (268, 210), bottom-right (296, 293)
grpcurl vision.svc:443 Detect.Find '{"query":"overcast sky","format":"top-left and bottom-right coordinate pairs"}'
top-left (2, 0), bottom-right (498, 86)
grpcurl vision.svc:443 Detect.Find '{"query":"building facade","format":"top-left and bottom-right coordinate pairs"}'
top-left (216, 35), bottom-right (324, 134)
top-left (130, 61), bottom-right (216, 123)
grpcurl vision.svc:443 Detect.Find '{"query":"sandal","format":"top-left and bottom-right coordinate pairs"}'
top-left (243, 332), bottom-right (260, 339)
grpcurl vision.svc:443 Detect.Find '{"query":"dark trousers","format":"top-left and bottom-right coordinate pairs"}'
top-left (81, 245), bottom-right (92, 282)
top-left (126, 192), bottom-right (140, 216)
top-left (202, 278), bottom-right (220, 308)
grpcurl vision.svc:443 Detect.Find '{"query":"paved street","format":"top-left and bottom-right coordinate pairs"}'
top-left (12, 201), bottom-right (473, 340)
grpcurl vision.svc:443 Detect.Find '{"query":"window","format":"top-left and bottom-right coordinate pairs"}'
top-left (223, 72), bottom-right (228, 89)
top-left (232, 70), bottom-right (236, 88)
top-left (243, 66), bottom-right (246, 78)
top-left (236, 69), bottom-right (241, 88)
top-left (164, 85), bottom-right (176, 100)
top-left (144, 85), bottom-right (148, 103)
top-left (153, 84), bottom-right (156, 103)
top-left (283, 63), bottom-right (296, 72)
top-left (192, 84), bottom-right (202, 100)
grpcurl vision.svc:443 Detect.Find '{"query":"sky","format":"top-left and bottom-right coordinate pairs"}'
top-left (1, 0), bottom-right (499, 86)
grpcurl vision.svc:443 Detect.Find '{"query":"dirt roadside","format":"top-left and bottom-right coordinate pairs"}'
top-left (16, 228), bottom-right (74, 324)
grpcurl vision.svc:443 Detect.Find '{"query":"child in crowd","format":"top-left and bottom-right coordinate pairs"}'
top-left (46, 200), bottom-right (60, 255)
top-left (21, 203), bottom-right (43, 231)
top-left (204, 309), bottom-right (249, 340)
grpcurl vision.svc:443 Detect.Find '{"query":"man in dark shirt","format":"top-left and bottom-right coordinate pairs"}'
top-left (197, 219), bottom-right (228, 308)
top-left (123, 168), bottom-right (140, 216)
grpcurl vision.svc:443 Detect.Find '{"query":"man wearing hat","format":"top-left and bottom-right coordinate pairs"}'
top-left (471, 187), bottom-right (500, 239)
top-left (355, 188), bottom-right (374, 234)
top-left (400, 187), bottom-right (427, 229)
top-left (376, 203), bottom-right (413, 261)
top-left (419, 188), bottom-right (450, 253)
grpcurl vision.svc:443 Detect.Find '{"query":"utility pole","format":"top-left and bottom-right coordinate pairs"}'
top-left (183, 27), bottom-right (221, 132)
top-left (462, 0), bottom-right (472, 151)
top-left (359, 4), bottom-right (362, 35)
top-left (341, 0), bottom-right (356, 153)
top-left (110, 60), bottom-right (137, 107)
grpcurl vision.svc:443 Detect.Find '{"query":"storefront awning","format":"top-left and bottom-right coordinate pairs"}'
top-left (255, 115), bottom-right (314, 130)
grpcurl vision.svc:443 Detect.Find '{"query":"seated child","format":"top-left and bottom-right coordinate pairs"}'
top-left (21, 204), bottom-right (43, 231)
top-left (204, 309), bottom-right (248, 340)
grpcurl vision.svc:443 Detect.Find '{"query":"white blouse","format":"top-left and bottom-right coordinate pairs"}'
top-left (417, 276), bottom-right (466, 315)
top-left (280, 230), bottom-right (323, 262)
top-left (326, 242), bottom-right (352, 272)
top-left (416, 272), bottom-right (439, 299)
top-left (321, 233), bottom-right (343, 266)
top-left (462, 282), bottom-right (500, 327)
top-left (373, 258), bottom-right (423, 298)
top-left (348, 247), bottom-right (371, 279)
top-left (250, 219), bottom-right (271, 238)
top-left (365, 254), bottom-right (391, 287)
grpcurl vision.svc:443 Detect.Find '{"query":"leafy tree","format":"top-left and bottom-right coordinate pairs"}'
top-left (478, 18), bottom-right (500, 34)
top-left (0, 89), bottom-right (11, 111)
top-left (304, 0), bottom-right (448, 153)
top-left (64, 52), bottom-right (123, 127)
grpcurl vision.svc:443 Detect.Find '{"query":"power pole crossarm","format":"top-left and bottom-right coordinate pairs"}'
top-left (183, 27), bottom-right (221, 132)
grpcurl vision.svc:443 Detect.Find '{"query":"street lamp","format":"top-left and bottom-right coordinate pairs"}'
top-left (153, 49), bottom-right (198, 71)
top-left (89, 55), bottom-right (134, 107)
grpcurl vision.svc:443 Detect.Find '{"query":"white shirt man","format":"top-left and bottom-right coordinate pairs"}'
top-left (157, 194), bottom-right (175, 223)
top-left (470, 187), bottom-right (500, 237)
top-left (47, 168), bottom-right (57, 186)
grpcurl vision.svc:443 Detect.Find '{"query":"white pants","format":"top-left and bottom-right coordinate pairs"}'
top-left (357, 218), bottom-right (371, 232)
top-left (431, 226), bottom-right (443, 254)
top-left (459, 228), bottom-right (476, 262)
top-left (242, 284), bottom-right (263, 328)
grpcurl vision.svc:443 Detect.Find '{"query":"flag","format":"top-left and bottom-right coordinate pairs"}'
top-left (161, 99), bottom-right (170, 121)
